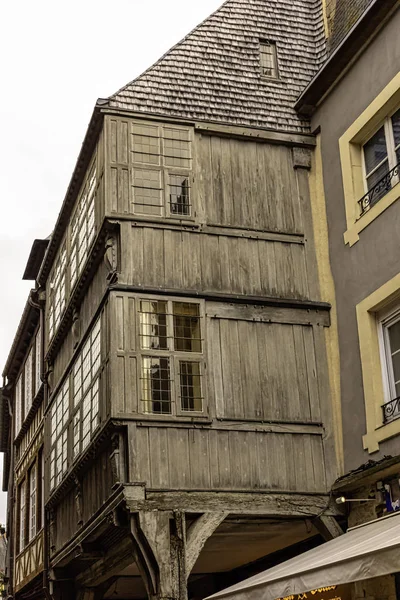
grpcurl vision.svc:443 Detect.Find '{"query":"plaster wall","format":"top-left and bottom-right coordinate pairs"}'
top-left (311, 8), bottom-right (400, 472)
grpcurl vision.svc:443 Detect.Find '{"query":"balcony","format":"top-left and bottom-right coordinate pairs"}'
top-left (358, 162), bottom-right (400, 217)
top-left (382, 396), bottom-right (400, 424)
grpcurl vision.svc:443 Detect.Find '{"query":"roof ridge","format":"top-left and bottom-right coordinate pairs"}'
top-left (109, 0), bottom-right (234, 100)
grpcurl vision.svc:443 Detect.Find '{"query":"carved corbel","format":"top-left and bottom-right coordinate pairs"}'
top-left (72, 310), bottom-right (81, 349)
top-left (74, 476), bottom-right (83, 527)
top-left (104, 234), bottom-right (118, 282)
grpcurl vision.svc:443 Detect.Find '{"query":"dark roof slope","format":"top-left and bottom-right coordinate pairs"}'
top-left (325, 0), bottom-right (374, 52)
top-left (109, 0), bottom-right (326, 133)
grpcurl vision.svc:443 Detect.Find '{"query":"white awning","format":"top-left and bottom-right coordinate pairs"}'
top-left (207, 512), bottom-right (400, 600)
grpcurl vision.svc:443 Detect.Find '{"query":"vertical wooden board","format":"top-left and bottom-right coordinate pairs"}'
top-left (196, 135), bottom-right (215, 223)
top-left (291, 244), bottom-right (309, 300)
top-left (249, 239), bottom-right (262, 295)
top-left (110, 119), bottom-right (117, 164)
top-left (227, 430), bottom-right (244, 488)
top-left (130, 226), bottom-right (144, 286)
top-left (260, 323), bottom-right (278, 420)
top-left (193, 134), bottom-right (208, 223)
top-left (218, 236), bottom-right (231, 293)
top-left (201, 234), bottom-right (220, 291)
top-left (209, 136), bottom-right (224, 225)
top-left (226, 237), bottom-right (241, 294)
top-left (115, 295), bottom-right (125, 352)
top-left (244, 431), bottom-right (259, 488)
top-left (219, 138), bottom-right (234, 225)
top-left (118, 119), bottom-right (129, 165)
top-left (303, 434), bottom-right (318, 493)
top-left (283, 435), bottom-right (297, 491)
top-left (278, 148), bottom-right (296, 233)
top-left (143, 228), bottom-right (165, 287)
top-left (110, 167), bottom-right (118, 213)
top-left (148, 427), bottom-right (170, 489)
top-left (117, 167), bottom-right (129, 214)
top-left (274, 243), bottom-right (296, 299)
top-left (207, 318), bottom-right (224, 419)
top-left (281, 325), bottom-right (302, 420)
top-left (245, 141), bottom-right (260, 227)
top-left (236, 238), bottom-right (251, 295)
top-left (164, 229), bottom-right (183, 289)
top-left (292, 325), bottom-right (310, 420)
top-left (208, 429), bottom-right (220, 489)
top-left (167, 428), bottom-right (190, 489)
top-left (114, 355), bottom-right (126, 413)
top-left (135, 428), bottom-right (151, 485)
top-left (189, 429), bottom-right (211, 489)
top-left (267, 434), bottom-right (283, 490)
top-left (257, 323), bottom-right (271, 420)
top-left (302, 326), bottom-right (321, 422)
top-left (238, 321), bottom-right (262, 419)
top-left (253, 142), bottom-right (267, 230)
top-left (258, 241), bottom-right (277, 297)
top-left (310, 435), bottom-right (327, 491)
top-left (217, 431), bottom-right (231, 488)
top-left (229, 138), bottom-right (245, 227)
top-left (182, 231), bottom-right (201, 290)
top-left (258, 144), bottom-right (279, 231)
top-left (124, 356), bottom-right (137, 414)
top-left (292, 435), bottom-right (308, 492)
top-left (125, 296), bottom-right (136, 352)
top-left (256, 432), bottom-right (272, 488)
top-left (220, 320), bottom-right (244, 419)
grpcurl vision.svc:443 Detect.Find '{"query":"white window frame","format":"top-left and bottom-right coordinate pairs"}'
top-left (378, 304), bottom-right (400, 423)
top-left (137, 297), bottom-right (205, 416)
top-left (24, 347), bottom-right (33, 418)
top-left (362, 110), bottom-right (400, 196)
top-left (35, 327), bottom-right (41, 396)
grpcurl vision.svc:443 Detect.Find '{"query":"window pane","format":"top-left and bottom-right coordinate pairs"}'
top-left (364, 127), bottom-right (388, 176)
top-left (389, 320), bottom-right (400, 354)
top-left (173, 303), bottom-right (201, 352)
top-left (180, 361), bottom-right (202, 411)
top-left (133, 169), bottom-right (162, 215)
top-left (260, 42), bottom-right (278, 78)
top-left (366, 159), bottom-right (390, 203)
top-left (163, 128), bottom-right (191, 169)
top-left (392, 108), bottom-right (400, 149)
top-left (140, 301), bottom-right (168, 350)
top-left (141, 357), bottom-right (171, 414)
top-left (19, 481), bottom-right (26, 553)
top-left (29, 466), bottom-right (37, 541)
top-left (169, 175), bottom-right (191, 216)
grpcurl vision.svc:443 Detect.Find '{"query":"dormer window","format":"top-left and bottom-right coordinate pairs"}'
top-left (260, 41), bottom-right (278, 79)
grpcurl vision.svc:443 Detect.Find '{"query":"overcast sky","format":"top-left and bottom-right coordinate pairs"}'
top-left (0, 0), bottom-right (224, 524)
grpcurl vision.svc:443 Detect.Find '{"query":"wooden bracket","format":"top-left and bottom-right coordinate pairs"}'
top-left (313, 515), bottom-right (344, 540)
top-left (186, 512), bottom-right (227, 576)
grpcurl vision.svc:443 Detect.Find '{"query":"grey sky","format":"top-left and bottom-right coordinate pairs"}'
top-left (0, 0), bottom-right (224, 524)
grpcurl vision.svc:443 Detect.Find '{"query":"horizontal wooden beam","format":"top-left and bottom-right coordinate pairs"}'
top-left (206, 302), bottom-right (330, 327)
top-left (124, 490), bottom-right (339, 517)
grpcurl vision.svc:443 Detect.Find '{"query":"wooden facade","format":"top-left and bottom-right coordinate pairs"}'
top-left (0, 1), bottom-right (343, 599)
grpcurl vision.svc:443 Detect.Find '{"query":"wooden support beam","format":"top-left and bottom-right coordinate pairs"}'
top-left (313, 515), bottom-right (344, 541)
top-left (186, 512), bottom-right (227, 576)
top-left (132, 491), bottom-right (339, 517)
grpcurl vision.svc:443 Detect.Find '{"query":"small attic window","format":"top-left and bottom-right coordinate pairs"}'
top-left (259, 41), bottom-right (278, 79)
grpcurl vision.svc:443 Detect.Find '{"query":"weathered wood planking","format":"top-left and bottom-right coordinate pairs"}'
top-left (51, 446), bottom-right (116, 555)
top-left (106, 116), bottom-right (304, 235)
top-left (109, 293), bottom-right (323, 423)
top-left (208, 317), bottom-right (322, 422)
top-left (119, 223), bottom-right (310, 300)
top-left (134, 426), bottom-right (326, 493)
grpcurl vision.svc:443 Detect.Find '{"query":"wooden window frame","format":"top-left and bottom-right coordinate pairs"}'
top-left (131, 122), bottom-right (194, 220)
top-left (48, 317), bottom-right (102, 493)
top-left (137, 297), bottom-right (205, 416)
top-left (15, 374), bottom-right (22, 437)
top-left (48, 243), bottom-right (67, 341)
top-left (28, 462), bottom-right (37, 542)
top-left (259, 40), bottom-right (279, 80)
top-left (70, 157), bottom-right (97, 290)
top-left (18, 479), bottom-right (26, 554)
top-left (16, 452), bottom-right (43, 555)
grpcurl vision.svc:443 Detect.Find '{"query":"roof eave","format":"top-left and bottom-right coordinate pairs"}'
top-left (37, 103), bottom-right (105, 287)
top-left (296, 0), bottom-right (400, 116)
top-left (2, 293), bottom-right (38, 381)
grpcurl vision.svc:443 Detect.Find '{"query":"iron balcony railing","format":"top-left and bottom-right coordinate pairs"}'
top-left (358, 162), bottom-right (400, 217)
top-left (382, 395), bottom-right (400, 424)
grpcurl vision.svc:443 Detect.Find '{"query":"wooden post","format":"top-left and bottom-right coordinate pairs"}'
top-left (130, 510), bottom-right (227, 600)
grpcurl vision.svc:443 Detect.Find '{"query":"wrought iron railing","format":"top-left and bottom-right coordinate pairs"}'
top-left (382, 396), bottom-right (400, 424)
top-left (358, 162), bottom-right (400, 217)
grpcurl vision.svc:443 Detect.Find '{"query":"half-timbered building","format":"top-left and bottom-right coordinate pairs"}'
top-left (1, 0), bottom-right (344, 598)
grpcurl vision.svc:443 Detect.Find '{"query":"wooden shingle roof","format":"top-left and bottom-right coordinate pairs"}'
top-left (109, 0), bottom-right (326, 133)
